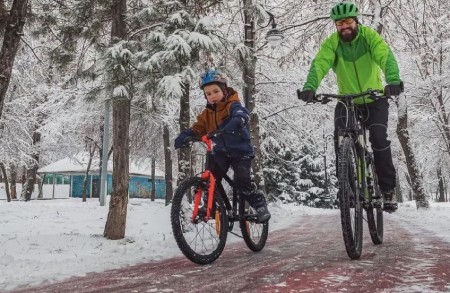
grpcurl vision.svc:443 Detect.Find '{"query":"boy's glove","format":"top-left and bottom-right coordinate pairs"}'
top-left (297, 89), bottom-right (316, 103)
top-left (174, 129), bottom-right (195, 149)
top-left (384, 82), bottom-right (404, 97)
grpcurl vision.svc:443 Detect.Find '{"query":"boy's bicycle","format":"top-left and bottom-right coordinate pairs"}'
top-left (170, 131), bottom-right (269, 265)
top-left (313, 89), bottom-right (385, 259)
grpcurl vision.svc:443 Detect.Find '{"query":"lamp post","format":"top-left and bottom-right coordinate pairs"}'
top-left (99, 99), bottom-right (110, 207)
top-left (264, 11), bottom-right (284, 48)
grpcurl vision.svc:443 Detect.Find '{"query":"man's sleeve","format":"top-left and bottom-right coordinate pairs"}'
top-left (303, 37), bottom-right (336, 91)
top-left (366, 27), bottom-right (401, 85)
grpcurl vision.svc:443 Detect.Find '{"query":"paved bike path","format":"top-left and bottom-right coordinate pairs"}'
top-left (10, 213), bottom-right (450, 292)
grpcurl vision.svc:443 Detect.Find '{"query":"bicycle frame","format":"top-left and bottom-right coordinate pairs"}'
top-left (190, 134), bottom-right (238, 223)
top-left (317, 90), bottom-right (384, 202)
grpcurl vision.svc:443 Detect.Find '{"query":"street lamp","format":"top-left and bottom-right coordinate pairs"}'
top-left (264, 11), bottom-right (284, 48)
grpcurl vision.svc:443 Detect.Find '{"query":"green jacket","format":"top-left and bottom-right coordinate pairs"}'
top-left (303, 25), bottom-right (401, 104)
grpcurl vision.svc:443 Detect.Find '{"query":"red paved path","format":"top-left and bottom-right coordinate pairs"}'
top-left (9, 213), bottom-right (450, 292)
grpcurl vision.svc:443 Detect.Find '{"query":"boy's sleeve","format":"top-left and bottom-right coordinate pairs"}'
top-left (366, 27), bottom-right (401, 85)
top-left (221, 103), bottom-right (249, 133)
top-left (303, 36), bottom-right (336, 91)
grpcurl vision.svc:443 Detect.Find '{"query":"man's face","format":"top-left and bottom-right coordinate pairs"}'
top-left (335, 18), bottom-right (357, 42)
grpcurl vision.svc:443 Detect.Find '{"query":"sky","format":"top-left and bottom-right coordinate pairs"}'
top-left (1, 185), bottom-right (450, 291)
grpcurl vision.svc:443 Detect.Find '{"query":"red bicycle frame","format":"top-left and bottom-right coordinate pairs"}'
top-left (191, 135), bottom-right (217, 222)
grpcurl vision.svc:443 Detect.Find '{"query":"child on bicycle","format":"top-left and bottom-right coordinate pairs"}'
top-left (174, 69), bottom-right (271, 223)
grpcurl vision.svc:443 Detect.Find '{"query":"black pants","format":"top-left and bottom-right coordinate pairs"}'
top-left (334, 99), bottom-right (396, 192)
top-left (209, 154), bottom-right (264, 207)
top-left (210, 154), bottom-right (253, 195)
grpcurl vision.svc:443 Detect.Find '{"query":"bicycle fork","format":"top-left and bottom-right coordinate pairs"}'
top-left (191, 170), bottom-right (216, 223)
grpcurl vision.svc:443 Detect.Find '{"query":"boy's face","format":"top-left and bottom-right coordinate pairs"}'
top-left (203, 84), bottom-right (224, 104)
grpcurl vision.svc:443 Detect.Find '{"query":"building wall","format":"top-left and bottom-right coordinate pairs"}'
top-left (70, 174), bottom-right (165, 199)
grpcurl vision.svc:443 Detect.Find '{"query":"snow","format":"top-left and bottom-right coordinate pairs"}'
top-left (0, 186), bottom-right (334, 291)
top-left (1, 186), bottom-right (449, 291)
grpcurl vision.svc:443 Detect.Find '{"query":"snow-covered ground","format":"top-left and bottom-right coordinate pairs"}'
top-left (0, 187), bottom-right (449, 291)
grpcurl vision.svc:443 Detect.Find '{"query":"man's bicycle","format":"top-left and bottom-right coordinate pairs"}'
top-left (313, 90), bottom-right (385, 259)
top-left (170, 131), bottom-right (269, 265)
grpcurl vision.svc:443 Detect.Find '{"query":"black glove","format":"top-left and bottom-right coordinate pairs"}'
top-left (297, 89), bottom-right (316, 103)
top-left (384, 82), bottom-right (404, 97)
top-left (174, 129), bottom-right (195, 149)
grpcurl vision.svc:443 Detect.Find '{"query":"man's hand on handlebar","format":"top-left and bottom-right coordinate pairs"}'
top-left (297, 89), bottom-right (316, 103)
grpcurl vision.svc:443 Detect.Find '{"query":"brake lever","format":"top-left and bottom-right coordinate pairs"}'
top-left (321, 97), bottom-right (331, 104)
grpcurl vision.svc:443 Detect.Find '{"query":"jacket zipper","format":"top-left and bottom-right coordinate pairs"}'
top-left (214, 106), bottom-right (230, 154)
top-left (349, 42), bottom-right (363, 92)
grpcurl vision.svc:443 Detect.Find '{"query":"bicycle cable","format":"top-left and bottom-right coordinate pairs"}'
top-left (229, 231), bottom-right (244, 238)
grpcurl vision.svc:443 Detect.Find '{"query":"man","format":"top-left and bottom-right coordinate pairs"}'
top-left (297, 1), bottom-right (403, 212)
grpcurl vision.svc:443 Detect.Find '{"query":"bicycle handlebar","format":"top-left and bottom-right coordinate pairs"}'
top-left (313, 89), bottom-right (387, 104)
top-left (180, 129), bottom-right (224, 149)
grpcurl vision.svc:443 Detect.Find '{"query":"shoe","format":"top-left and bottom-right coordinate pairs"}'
top-left (255, 205), bottom-right (271, 223)
top-left (382, 190), bottom-right (398, 213)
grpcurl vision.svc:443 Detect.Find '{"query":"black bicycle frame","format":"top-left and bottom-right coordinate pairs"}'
top-left (336, 98), bottom-right (368, 202)
top-left (316, 90), bottom-right (384, 202)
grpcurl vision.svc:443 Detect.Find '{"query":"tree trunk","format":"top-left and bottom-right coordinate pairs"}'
top-left (104, 0), bottom-right (129, 240)
top-left (0, 0), bottom-right (28, 119)
top-left (150, 156), bottom-right (156, 201)
top-left (22, 131), bottom-right (40, 201)
top-left (0, 163), bottom-right (10, 202)
top-left (437, 166), bottom-right (445, 202)
top-left (82, 146), bottom-right (96, 202)
top-left (37, 173), bottom-right (45, 199)
top-left (163, 123), bottom-right (173, 206)
top-left (395, 173), bottom-right (403, 203)
top-left (395, 96), bottom-right (429, 209)
top-left (0, 0), bottom-right (8, 35)
top-left (242, 0), bottom-right (265, 192)
top-left (9, 162), bottom-right (16, 199)
top-left (177, 82), bottom-right (190, 186)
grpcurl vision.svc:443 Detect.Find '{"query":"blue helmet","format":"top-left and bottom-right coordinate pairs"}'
top-left (199, 69), bottom-right (228, 89)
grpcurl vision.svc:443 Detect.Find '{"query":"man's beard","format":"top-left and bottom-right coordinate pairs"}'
top-left (338, 27), bottom-right (357, 42)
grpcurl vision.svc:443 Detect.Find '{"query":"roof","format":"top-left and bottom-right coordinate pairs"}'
top-left (38, 153), bottom-right (164, 178)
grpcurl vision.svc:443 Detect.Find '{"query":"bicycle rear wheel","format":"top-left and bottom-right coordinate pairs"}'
top-left (239, 196), bottom-right (269, 252)
top-left (171, 177), bottom-right (228, 265)
top-left (366, 159), bottom-right (384, 245)
top-left (338, 137), bottom-right (363, 259)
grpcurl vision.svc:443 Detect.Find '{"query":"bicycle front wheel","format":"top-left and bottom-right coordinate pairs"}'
top-left (239, 196), bottom-right (269, 252)
top-left (171, 177), bottom-right (228, 265)
top-left (366, 159), bottom-right (384, 245)
top-left (338, 137), bottom-right (363, 259)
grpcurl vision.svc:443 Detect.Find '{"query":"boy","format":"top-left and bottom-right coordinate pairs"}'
top-left (174, 69), bottom-right (271, 222)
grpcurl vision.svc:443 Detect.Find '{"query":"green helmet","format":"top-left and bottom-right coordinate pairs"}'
top-left (330, 2), bottom-right (359, 21)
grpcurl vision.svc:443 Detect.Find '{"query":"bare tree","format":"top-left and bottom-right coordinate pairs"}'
top-left (0, 0), bottom-right (28, 119)
top-left (22, 130), bottom-right (40, 201)
top-left (177, 83), bottom-right (190, 186)
top-left (0, 163), bottom-right (10, 201)
top-left (82, 139), bottom-right (97, 202)
top-left (373, 0), bottom-right (429, 209)
top-left (396, 95), bottom-right (429, 208)
top-left (163, 123), bottom-right (173, 206)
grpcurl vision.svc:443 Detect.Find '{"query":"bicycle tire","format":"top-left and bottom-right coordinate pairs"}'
top-left (338, 137), bottom-right (363, 259)
top-left (366, 159), bottom-right (384, 245)
top-left (171, 177), bottom-right (228, 265)
top-left (239, 196), bottom-right (269, 252)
